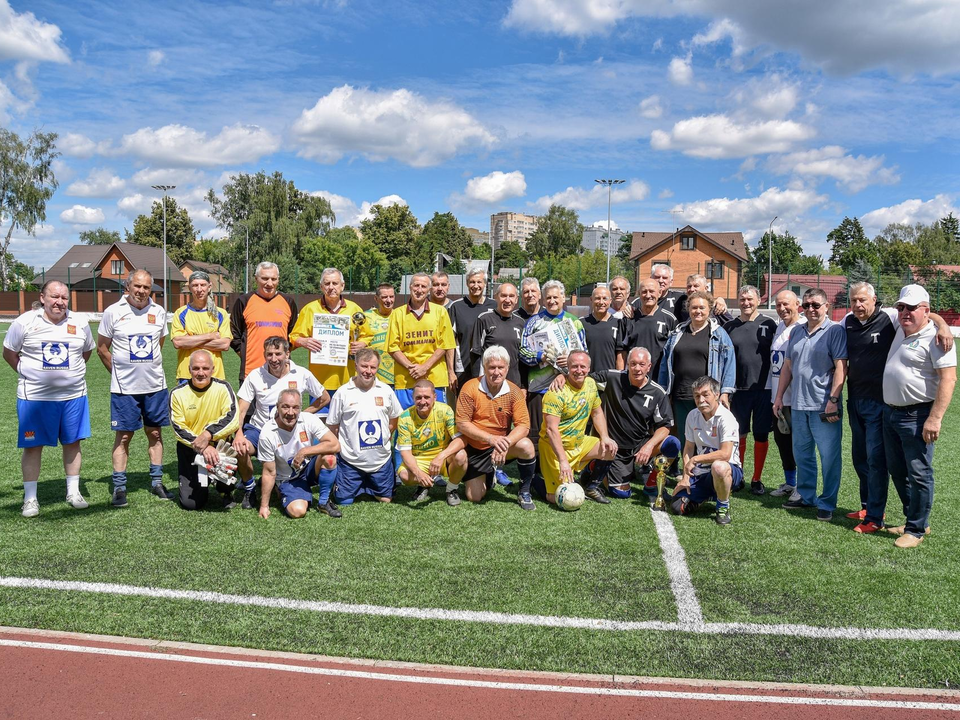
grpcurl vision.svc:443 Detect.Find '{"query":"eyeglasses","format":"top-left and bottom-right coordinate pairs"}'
top-left (801, 302), bottom-right (824, 310)
top-left (895, 303), bottom-right (922, 313)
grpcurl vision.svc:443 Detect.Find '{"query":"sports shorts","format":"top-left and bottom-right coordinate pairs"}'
top-left (110, 389), bottom-right (170, 431)
top-left (673, 465), bottom-right (745, 505)
top-left (334, 457), bottom-right (394, 504)
top-left (538, 435), bottom-right (599, 494)
top-left (731, 388), bottom-right (773, 441)
top-left (17, 396), bottom-right (91, 448)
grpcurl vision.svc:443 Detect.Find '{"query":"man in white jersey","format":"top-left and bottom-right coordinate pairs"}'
top-left (669, 376), bottom-right (743, 525)
top-left (3, 281), bottom-right (96, 517)
top-left (97, 269), bottom-right (172, 508)
top-left (326, 347), bottom-right (403, 505)
top-left (233, 335), bottom-right (329, 509)
top-left (767, 290), bottom-right (803, 499)
top-left (258, 389), bottom-right (342, 519)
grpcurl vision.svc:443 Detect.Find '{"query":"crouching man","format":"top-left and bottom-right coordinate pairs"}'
top-left (169, 350), bottom-right (240, 510)
top-left (670, 376), bottom-right (743, 525)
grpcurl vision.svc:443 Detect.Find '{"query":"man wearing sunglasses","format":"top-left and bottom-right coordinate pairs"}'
top-left (881, 285), bottom-right (956, 548)
top-left (772, 288), bottom-right (847, 522)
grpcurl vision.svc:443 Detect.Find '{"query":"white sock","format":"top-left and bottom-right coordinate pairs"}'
top-left (66, 475), bottom-right (80, 496)
top-left (23, 481), bottom-right (38, 503)
top-left (446, 482), bottom-right (460, 491)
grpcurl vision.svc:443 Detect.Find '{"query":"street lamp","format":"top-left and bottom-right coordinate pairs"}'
top-left (595, 179), bottom-right (625, 283)
top-left (767, 215), bottom-right (778, 309)
top-left (151, 184), bottom-right (176, 312)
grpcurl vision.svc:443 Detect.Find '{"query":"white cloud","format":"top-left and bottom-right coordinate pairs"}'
top-left (290, 85), bottom-right (496, 167)
top-left (147, 49), bottom-right (165, 67)
top-left (0, 0), bottom-right (69, 64)
top-left (58, 133), bottom-right (99, 158)
top-left (639, 95), bottom-right (662, 119)
top-left (591, 219), bottom-right (620, 230)
top-left (658, 188), bottom-right (674, 199)
top-left (651, 114), bottom-right (815, 159)
top-left (667, 56), bottom-right (692, 86)
top-left (0, 77), bottom-right (29, 123)
top-left (460, 170), bottom-right (527, 205)
top-left (59, 205), bottom-right (105, 225)
top-left (312, 190), bottom-right (408, 227)
top-left (768, 146), bottom-right (899, 193)
top-left (116, 123), bottom-right (280, 167)
top-left (691, 17), bottom-right (746, 56)
top-left (130, 167), bottom-right (206, 189)
top-left (672, 186), bottom-right (828, 233)
top-left (733, 77), bottom-right (799, 120)
top-left (533, 179), bottom-right (649, 212)
top-left (117, 193), bottom-right (153, 219)
top-left (861, 194), bottom-right (958, 235)
top-left (503, 0), bottom-right (673, 36)
top-left (65, 168), bottom-right (127, 198)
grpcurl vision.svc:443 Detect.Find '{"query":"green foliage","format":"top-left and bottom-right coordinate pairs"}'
top-left (827, 217), bottom-right (877, 271)
top-left (529, 250), bottom-right (631, 295)
top-left (525, 204), bottom-right (584, 258)
top-left (940, 213), bottom-right (959, 242)
top-left (419, 212), bottom-right (473, 269)
top-left (79, 227), bottom-right (121, 245)
top-left (3, 252), bottom-right (36, 290)
top-left (744, 230), bottom-right (823, 291)
top-left (471, 242), bottom-right (492, 260)
top-left (874, 220), bottom-right (960, 269)
top-left (493, 240), bottom-right (527, 273)
top-left (296, 233), bottom-right (391, 293)
top-left (125, 196), bottom-right (198, 266)
top-left (358, 204), bottom-right (422, 281)
top-left (0, 128), bottom-right (59, 290)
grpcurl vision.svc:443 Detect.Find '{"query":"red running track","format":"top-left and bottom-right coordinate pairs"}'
top-left (2, 627), bottom-right (959, 720)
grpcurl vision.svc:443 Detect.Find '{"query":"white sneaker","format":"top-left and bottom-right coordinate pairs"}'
top-left (66, 493), bottom-right (89, 509)
top-left (788, 489), bottom-right (802, 503)
top-left (22, 498), bottom-right (39, 517)
top-left (770, 482), bottom-right (795, 497)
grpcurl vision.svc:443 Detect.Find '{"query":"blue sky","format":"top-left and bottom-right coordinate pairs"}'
top-left (3, 0), bottom-right (959, 270)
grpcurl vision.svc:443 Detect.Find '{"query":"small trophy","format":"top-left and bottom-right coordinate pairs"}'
top-left (652, 454), bottom-right (671, 511)
top-left (351, 311), bottom-right (366, 342)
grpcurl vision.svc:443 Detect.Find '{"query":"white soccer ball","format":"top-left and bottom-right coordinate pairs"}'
top-left (556, 482), bottom-right (585, 512)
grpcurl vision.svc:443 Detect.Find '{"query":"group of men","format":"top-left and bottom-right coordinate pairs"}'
top-left (5, 260), bottom-right (955, 546)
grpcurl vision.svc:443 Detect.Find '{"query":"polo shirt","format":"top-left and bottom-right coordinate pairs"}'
top-left (290, 297), bottom-right (364, 391)
top-left (882, 321), bottom-right (957, 407)
top-left (785, 318), bottom-right (847, 411)
top-left (455, 376), bottom-right (528, 449)
top-left (844, 307), bottom-right (898, 402)
top-left (387, 302), bottom-right (456, 390)
top-left (685, 404), bottom-right (741, 473)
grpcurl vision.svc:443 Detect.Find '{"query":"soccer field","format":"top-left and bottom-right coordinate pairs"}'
top-left (1, 326), bottom-right (958, 689)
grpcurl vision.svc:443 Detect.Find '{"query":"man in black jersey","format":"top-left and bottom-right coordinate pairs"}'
top-left (724, 285), bottom-right (777, 495)
top-left (582, 286), bottom-right (624, 373)
top-left (651, 264), bottom-right (685, 315)
top-left (517, 277), bottom-right (541, 321)
top-left (620, 278), bottom-right (676, 378)
top-left (469, 282), bottom-right (525, 386)
top-left (448, 269), bottom-right (496, 390)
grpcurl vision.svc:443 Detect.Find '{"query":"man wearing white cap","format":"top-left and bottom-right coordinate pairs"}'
top-left (881, 284), bottom-right (956, 548)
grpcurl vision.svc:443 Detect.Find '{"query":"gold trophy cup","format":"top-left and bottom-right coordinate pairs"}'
top-left (652, 454), bottom-right (671, 511)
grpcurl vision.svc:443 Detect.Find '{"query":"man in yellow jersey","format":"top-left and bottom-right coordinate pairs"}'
top-left (536, 350), bottom-right (617, 504)
top-left (388, 272), bottom-right (456, 409)
top-left (358, 283), bottom-right (396, 386)
top-left (171, 271), bottom-right (232, 381)
top-left (397, 379), bottom-right (467, 505)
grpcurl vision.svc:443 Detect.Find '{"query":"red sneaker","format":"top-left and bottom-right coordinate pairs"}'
top-left (845, 508), bottom-right (867, 520)
top-left (854, 520), bottom-right (883, 534)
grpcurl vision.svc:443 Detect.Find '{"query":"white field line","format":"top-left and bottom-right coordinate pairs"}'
top-left (2, 639), bottom-right (959, 711)
top-left (650, 509), bottom-right (704, 627)
top-left (2, 575), bottom-right (960, 642)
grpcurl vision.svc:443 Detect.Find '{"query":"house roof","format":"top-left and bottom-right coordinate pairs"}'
top-left (629, 225), bottom-right (747, 262)
top-left (181, 259), bottom-right (230, 276)
top-left (33, 242), bottom-right (180, 286)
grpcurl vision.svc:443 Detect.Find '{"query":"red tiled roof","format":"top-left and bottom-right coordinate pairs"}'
top-left (629, 225), bottom-right (747, 262)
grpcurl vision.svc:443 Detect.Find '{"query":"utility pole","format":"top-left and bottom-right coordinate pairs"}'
top-left (595, 179), bottom-right (625, 283)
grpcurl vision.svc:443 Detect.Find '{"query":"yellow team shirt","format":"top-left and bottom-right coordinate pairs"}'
top-left (358, 307), bottom-right (394, 385)
top-left (396, 402), bottom-right (458, 463)
top-left (170, 304), bottom-right (232, 380)
top-left (289, 297), bottom-right (364, 391)
top-left (170, 378), bottom-right (240, 447)
top-left (387, 303), bottom-right (456, 390)
top-left (540, 377), bottom-right (602, 450)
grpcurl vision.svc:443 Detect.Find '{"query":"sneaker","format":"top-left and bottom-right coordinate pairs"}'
top-left (494, 468), bottom-right (512, 486)
top-left (149, 483), bottom-right (175, 501)
top-left (749, 481), bottom-right (765, 496)
top-left (783, 497), bottom-right (813, 509)
top-left (222, 492), bottom-right (237, 510)
top-left (787, 489), bottom-right (802, 503)
top-left (770, 482), bottom-right (796, 497)
top-left (21, 498), bottom-right (39, 518)
top-left (816, 508), bottom-right (833, 522)
top-left (111, 488), bottom-right (128, 508)
top-left (412, 486), bottom-right (429, 502)
top-left (517, 491), bottom-right (535, 511)
top-left (886, 524), bottom-right (931, 537)
top-left (318, 499), bottom-right (342, 518)
top-left (845, 508), bottom-right (867, 521)
top-left (66, 493), bottom-right (89, 509)
top-left (241, 488), bottom-right (257, 510)
top-left (894, 533), bottom-right (924, 548)
top-left (584, 486), bottom-right (611, 504)
top-left (714, 506), bottom-right (732, 525)
top-left (446, 490), bottom-right (461, 507)
top-left (854, 520), bottom-right (884, 534)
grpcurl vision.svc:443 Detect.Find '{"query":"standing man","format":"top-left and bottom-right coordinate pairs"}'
top-left (98, 269), bottom-right (173, 507)
top-left (773, 289), bottom-right (847, 522)
top-left (881, 285), bottom-right (956, 547)
top-left (3, 280), bottom-right (95, 516)
top-left (359, 283), bottom-right (396, 386)
top-left (326, 348), bottom-right (404, 505)
top-left (662, 273), bottom-right (732, 324)
top-left (388, 273), bottom-right (457, 409)
top-left (430, 271), bottom-right (453, 310)
top-left (724, 285), bottom-right (777, 494)
top-left (230, 261), bottom-right (298, 383)
top-left (448, 268), bottom-right (496, 389)
top-left (582, 285), bottom-right (624, 374)
top-left (767, 291), bottom-right (803, 499)
top-left (469, 282), bottom-right (525, 387)
top-left (651, 264), bottom-right (685, 315)
top-left (609, 276), bottom-right (634, 319)
top-left (171, 270), bottom-right (232, 382)
top-left (620, 278), bottom-right (676, 378)
top-left (518, 277), bottom-right (541, 321)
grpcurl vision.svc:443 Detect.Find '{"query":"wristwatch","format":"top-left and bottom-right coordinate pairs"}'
top-left (828, 395), bottom-right (840, 404)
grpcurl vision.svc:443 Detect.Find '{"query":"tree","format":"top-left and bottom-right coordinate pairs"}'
top-left (3, 252), bottom-right (36, 290)
top-left (419, 212), bottom-right (473, 269)
top-left (529, 250), bottom-right (631, 295)
top-left (358, 203), bottom-right (422, 281)
top-left (827, 217), bottom-right (877, 271)
top-left (471, 242), bottom-right (492, 260)
top-left (297, 234), bottom-right (390, 293)
top-left (79, 227), bottom-right (121, 245)
top-left (525, 205), bottom-right (584, 258)
top-left (941, 213), bottom-right (959, 243)
top-left (493, 240), bottom-right (527, 273)
top-left (0, 129), bottom-right (59, 291)
top-left (743, 230), bottom-right (822, 293)
top-left (125, 196), bottom-right (198, 266)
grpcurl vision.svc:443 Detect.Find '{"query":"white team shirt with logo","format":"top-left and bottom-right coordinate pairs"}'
top-left (238, 360), bottom-right (325, 430)
top-left (326, 378), bottom-right (402, 472)
top-left (257, 412), bottom-right (335, 482)
top-left (684, 404), bottom-right (741, 474)
top-left (766, 320), bottom-right (804, 407)
top-left (3, 309), bottom-right (95, 401)
top-left (99, 296), bottom-right (167, 394)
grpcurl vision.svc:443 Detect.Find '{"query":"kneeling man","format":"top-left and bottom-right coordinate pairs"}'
top-left (396, 379), bottom-right (467, 505)
top-left (258, 389), bottom-right (342, 518)
top-left (670, 376), bottom-right (743, 525)
top-left (537, 350), bottom-right (617, 505)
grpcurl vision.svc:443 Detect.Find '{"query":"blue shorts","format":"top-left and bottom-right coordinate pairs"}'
top-left (334, 457), bottom-right (394, 504)
top-left (279, 457), bottom-right (319, 513)
top-left (394, 387), bottom-right (445, 411)
top-left (242, 423), bottom-right (261, 453)
top-left (674, 465), bottom-right (745, 504)
top-left (110, 389), bottom-right (170, 431)
top-left (17, 397), bottom-right (91, 448)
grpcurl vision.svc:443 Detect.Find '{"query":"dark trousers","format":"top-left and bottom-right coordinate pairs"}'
top-left (772, 406), bottom-right (796, 471)
top-left (177, 442), bottom-right (231, 510)
top-left (848, 396), bottom-right (888, 519)
top-left (883, 403), bottom-right (935, 537)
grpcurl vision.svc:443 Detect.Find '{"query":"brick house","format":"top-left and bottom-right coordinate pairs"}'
top-left (180, 259), bottom-right (235, 295)
top-left (629, 225), bottom-right (747, 301)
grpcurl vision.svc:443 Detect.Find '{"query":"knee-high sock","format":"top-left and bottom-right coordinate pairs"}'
top-left (581, 460), bottom-right (613, 489)
top-left (517, 457), bottom-right (536, 495)
top-left (317, 466), bottom-right (337, 505)
top-left (752, 441), bottom-right (769, 482)
top-left (531, 474), bottom-right (547, 500)
top-left (738, 438), bottom-right (747, 467)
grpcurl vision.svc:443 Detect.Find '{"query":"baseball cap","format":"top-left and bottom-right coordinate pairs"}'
top-left (897, 284), bottom-right (930, 306)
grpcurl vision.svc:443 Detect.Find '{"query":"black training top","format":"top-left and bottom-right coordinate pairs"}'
top-left (590, 370), bottom-right (673, 452)
top-left (724, 314), bottom-right (778, 391)
top-left (621, 306), bottom-right (677, 378)
top-left (671, 325), bottom-right (710, 400)
top-left (448, 296), bottom-right (496, 375)
top-left (844, 307), bottom-right (898, 401)
top-left (469, 309), bottom-right (526, 386)
top-left (582, 313), bottom-right (625, 374)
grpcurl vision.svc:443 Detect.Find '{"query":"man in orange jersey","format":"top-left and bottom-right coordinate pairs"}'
top-left (230, 262), bottom-right (298, 383)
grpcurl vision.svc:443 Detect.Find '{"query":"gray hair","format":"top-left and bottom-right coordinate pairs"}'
top-left (276, 388), bottom-right (302, 407)
top-left (567, 349), bottom-right (591, 366)
top-left (321, 267), bottom-right (344, 285)
top-left (496, 282), bottom-right (517, 296)
top-left (849, 281), bottom-right (876, 298)
top-left (188, 270), bottom-right (217, 317)
top-left (354, 347), bottom-right (381, 366)
top-left (692, 376), bottom-right (720, 396)
top-left (542, 279), bottom-right (566, 298)
top-left (627, 346), bottom-right (652, 364)
top-left (738, 284), bottom-right (761, 299)
top-left (411, 272), bottom-right (432, 287)
top-left (126, 269), bottom-right (153, 287)
top-left (466, 268), bottom-right (487, 282)
top-left (482, 344), bottom-right (510, 369)
top-left (520, 277), bottom-right (540, 292)
top-left (610, 275), bottom-right (631, 293)
top-left (651, 263), bottom-right (674, 279)
top-left (255, 261), bottom-right (278, 278)
top-left (687, 273), bottom-right (708, 286)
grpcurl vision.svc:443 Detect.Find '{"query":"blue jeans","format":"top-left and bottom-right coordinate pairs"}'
top-left (883, 403), bottom-right (935, 538)
top-left (848, 397), bottom-right (888, 523)
top-left (792, 409), bottom-right (843, 512)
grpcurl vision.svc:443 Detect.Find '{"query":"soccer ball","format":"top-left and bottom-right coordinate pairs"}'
top-left (556, 482), bottom-right (585, 512)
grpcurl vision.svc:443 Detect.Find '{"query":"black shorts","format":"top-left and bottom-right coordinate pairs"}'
top-left (606, 450), bottom-right (641, 486)
top-left (731, 389), bottom-right (773, 441)
top-left (465, 445), bottom-right (495, 487)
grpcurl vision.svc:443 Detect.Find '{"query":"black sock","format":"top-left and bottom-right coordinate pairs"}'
top-left (517, 458), bottom-right (536, 495)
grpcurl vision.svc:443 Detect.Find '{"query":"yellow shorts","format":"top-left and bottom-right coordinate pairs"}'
top-left (398, 454), bottom-right (447, 485)
top-left (538, 435), bottom-right (600, 494)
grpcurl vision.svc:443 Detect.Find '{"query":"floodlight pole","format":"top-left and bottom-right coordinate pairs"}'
top-left (245, 224), bottom-right (250, 293)
top-left (767, 215), bottom-right (778, 309)
top-left (151, 184), bottom-right (176, 312)
top-left (595, 178), bottom-right (625, 283)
